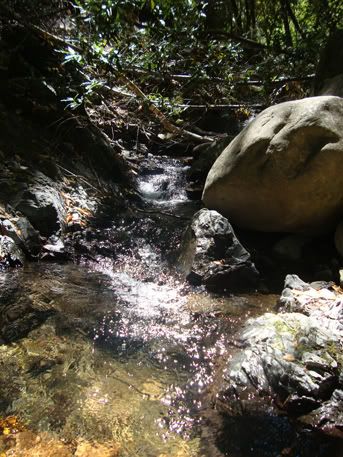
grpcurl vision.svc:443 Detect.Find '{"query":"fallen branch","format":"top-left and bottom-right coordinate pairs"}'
top-left (1, 4), bottom-right (213, 145)
top-left (133, 206), bottom-right (189, 220)
top-left (56, 164), bottom-right (99, 191)
top-left (170, 103), bottom-right (265, 110)
top-left (124, 65), bottom-right (314, 86)
top-left (118, 75), bottom-right (214, 143)
top-left (205, 30), bottom-right (268, 50)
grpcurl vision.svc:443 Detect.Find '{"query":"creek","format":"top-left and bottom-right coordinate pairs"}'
top-left (0, 154), bottom-right (335, 456)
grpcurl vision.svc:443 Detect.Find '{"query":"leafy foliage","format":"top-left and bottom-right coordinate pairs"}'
top-left (66, 0), bottom-right (341, 98)
top-left (3, 0), bottom-right (341, 120)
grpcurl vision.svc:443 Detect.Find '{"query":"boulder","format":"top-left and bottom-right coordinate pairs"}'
top-left (217, 276), bottom-right (343, 425)
top-left (13, 172), bottom-right (65, 237)
top-left (218, 311), bottom-right (342, 416)
top-left (299, 389), bottom-right (343, 439)
top-left (178, 208), bottom-right (259, 291)
top-left (203, 96), bottom-right (343, 234)
top-left (317, 74), bottom-right (343, 98)
top-left (0, 235), bottom-right (25, 268)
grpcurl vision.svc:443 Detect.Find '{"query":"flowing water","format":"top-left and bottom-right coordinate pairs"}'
top-left (0, 154), bottom-right (337, 456)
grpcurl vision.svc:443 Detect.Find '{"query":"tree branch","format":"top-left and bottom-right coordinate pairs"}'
top-left (205, 29), bottom-right (268, 50)
top-left (0, 2), bottom-right (213, 144)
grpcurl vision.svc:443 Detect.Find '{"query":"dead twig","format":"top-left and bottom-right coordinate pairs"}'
top-left (56, 164), bottom-right (99, 191)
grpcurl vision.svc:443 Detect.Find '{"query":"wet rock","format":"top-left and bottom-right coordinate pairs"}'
top-left (14, 216), bottom-right (42, 255)
top-left (279, 274), bottom-right (343, 325)
top-left (178, 209), bottom-right (259, 291)
top-left (203, 96), bottom-right (343, 234)
top-left (14, 172), bottom-right (65, 237)
top-left (0, 273), bottom-right (55, 342)
top-left (217, 275), bottom-right (343, 430)
top-left (42, 236), bottom-right (66, 260)
top-left (300, 389), bottom-right (343, 439)
top-left (0, 219), bottom-right (23, 245)
top-left (217, 311), bottom-right (342, 418)
top-left (0, 235), bottom-right (24, 268)
top-left (1, 216), bottom-right (41, 257)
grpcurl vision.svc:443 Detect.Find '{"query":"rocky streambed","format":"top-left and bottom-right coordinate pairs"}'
top-left (1, 19), bottom-right (342, 457)
top-left (0, 154), bottom-right (271, 456)
top-left (0, 153), bottom-right (341, 457)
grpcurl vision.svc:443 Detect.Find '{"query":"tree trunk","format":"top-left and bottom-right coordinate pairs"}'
top-left (205, 0), bottom-right (228, 32)
top-left (280, 0), bottom-right (292, 47)
top-left (245, 0), bottom-right (256, 37)
top-left (230, 0), bottom-right (242, 34)
top-left (285, 0), bottom-right (305, 39)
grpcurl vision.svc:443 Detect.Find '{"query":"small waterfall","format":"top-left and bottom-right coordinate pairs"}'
top-left (138, 155), bottom-right (189, 205)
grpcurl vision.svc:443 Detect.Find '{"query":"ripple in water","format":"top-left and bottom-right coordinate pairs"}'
top-left (0, 155), bottom-right (335, 457)
top-left (138, 157), bottom-right (189, 205)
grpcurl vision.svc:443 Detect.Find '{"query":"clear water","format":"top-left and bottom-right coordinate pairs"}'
top-left (0, 155), bottom-right (338, 456)
top-left (138, 156), bottom-right (189, 204)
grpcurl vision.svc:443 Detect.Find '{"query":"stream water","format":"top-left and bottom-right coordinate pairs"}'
top-left (0, 155), bottom-right (336, 456)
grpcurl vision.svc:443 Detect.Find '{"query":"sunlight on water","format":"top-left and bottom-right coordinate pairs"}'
top-left (138, 158), bottom-right (189, 204)
top-left (0, 156), bottom-right (280, 456)
top-left (0, 262), bottom-right (238, 456)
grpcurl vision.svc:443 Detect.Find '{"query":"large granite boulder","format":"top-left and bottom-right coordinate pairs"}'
top-left (178, 208), bottom-right (259, 291)
top-left (203, 96), bottom-right (343, 234)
